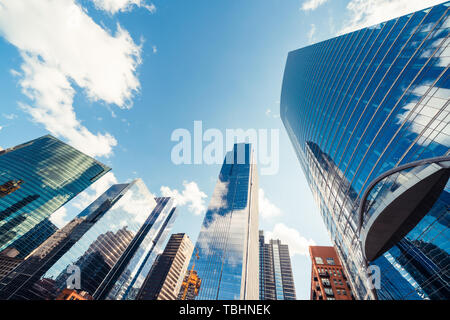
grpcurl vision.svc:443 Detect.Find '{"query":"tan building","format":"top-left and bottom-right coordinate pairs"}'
top-left (137, 233), bottom-right (194, 300)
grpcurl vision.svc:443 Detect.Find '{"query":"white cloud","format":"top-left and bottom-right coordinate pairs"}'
top-left (92, 0), bottom-right (156, 14)
top-left (266, 223), bottom-right (316, 257)
top-left (208, 180), bottom-right (229, 211)
top-left (397, 86), bottom-right (450, 147)
top-left (49, 206), bottom-right (68, 227)
top-left (0, 125), bottom-right (3, 131)
top-left (300, 0), bottom-right (329, 11)
top-left (259, 188), bottom-right (282, 219)
top-left (265, 107), bottom-right (280, 119)
top-left (10, 69), bottom-right (21, 77)
top-left (72, 172), bottom-right (119, 210)
top-left (161, 181), bottom-right (208, 215)
top-left (3, 113), bottom-right (17, 120)
top-left (0, 0), bottom-right (143, 157)
top-left (341, 0), bottom-right (444, 34)
top-left (307, 23), bottom-right (316, 44)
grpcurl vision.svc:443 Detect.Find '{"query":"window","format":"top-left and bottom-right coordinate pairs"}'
top-left (315, 257), bottom-right (324, 264)
top-left (326, 257), bottom-right (335, 265)
top-left (324, 288), bottom-right (334, 296)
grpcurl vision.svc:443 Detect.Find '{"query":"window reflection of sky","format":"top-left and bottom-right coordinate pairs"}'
top-left (281, 3), bottom-right (450, 299)
top-left (39, 178), bottom-right (157, 296)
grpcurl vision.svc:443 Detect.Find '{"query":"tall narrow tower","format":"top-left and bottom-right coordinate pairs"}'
top-left (259, 231), bottom-right (296, 300)
top-left (189, 143), bottom-right (259, 300)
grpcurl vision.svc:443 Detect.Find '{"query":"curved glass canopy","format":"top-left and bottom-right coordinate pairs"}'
top-left (359, 156), bottom-right (450, 262)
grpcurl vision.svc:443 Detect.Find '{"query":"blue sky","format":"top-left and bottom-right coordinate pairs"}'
top-left (0, 0), bottom-right (443, 300)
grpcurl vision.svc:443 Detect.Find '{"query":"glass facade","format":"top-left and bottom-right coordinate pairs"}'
top-left (0, 178), bottom-right (160, 300)
top-left (281, 2), bottom-right (450, 299)
top-left (8, 218), bottom-right (58, 259)
top-left (259, 231), bottom-right (296, 300)
top-left (188, 143), bottom-right (259, 300)
top-left (100, 197), bottom-right (178, 300)
top-left (0, 135), bottom-right (110, 256)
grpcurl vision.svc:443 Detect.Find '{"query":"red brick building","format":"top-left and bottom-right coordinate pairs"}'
top-left (309, 246), bottom-right (354, 300)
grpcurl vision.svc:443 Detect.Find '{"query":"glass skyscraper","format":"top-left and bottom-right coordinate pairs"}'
top-left (259, 231), bottom-right (296, 300)
top-left (98, 197), bottom-right (178, 300)
top-left (0, 135), bottom-right (110, 256)
top-left (188, 143), bottom-right (259, 300)
top-left (0, 179), bottom-right (174, 300)
top-left (281, 3), bottom-right (450, 299)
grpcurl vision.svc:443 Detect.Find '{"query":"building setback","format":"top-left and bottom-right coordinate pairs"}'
top-left (187, 143), bottom-right (259, 300)
top-left (281, 2), bottom-right (450, 299)
top-left (259, 231), bottom-right (296, 300)
top-left (0, 135), bottom-right (110, 258)
top-left (137, 233), bottom-right (193, 300)
top-left (309, 246), bottom-right (354, 300)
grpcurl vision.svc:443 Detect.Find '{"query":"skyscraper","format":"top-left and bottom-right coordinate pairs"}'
top-left (188, 143), bottom-right (259, 300)
top-left (0, 219), bottom-right (58, 282)
top-left (0, 135), bottom-right (110, 256)
top-left (259, 231), bottom-right (296, 300)
top-left (137, 233), bottom-right (193, 300)
top-left (281, 2), bottom-right (450, 299)
top-left (98, 198), bottom-right (178, 300)
top-left (309, 246), bottom-right (354, 300)
top-left (0, 179), bottom-right (167, 300)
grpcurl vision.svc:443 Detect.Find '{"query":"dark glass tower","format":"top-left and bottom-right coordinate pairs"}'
top-left (281, 2), bottom-right (450, 299)
top-left (0, 135), bottom-right (110, 256)
top-left (259, 231), bottom-right (296, 300)
top-left (5, 219), bottom-right (58, 259)
top-left (0, 179), bottom-right (172, 300)
top-left (188, 143), bottom-right (259, 300)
